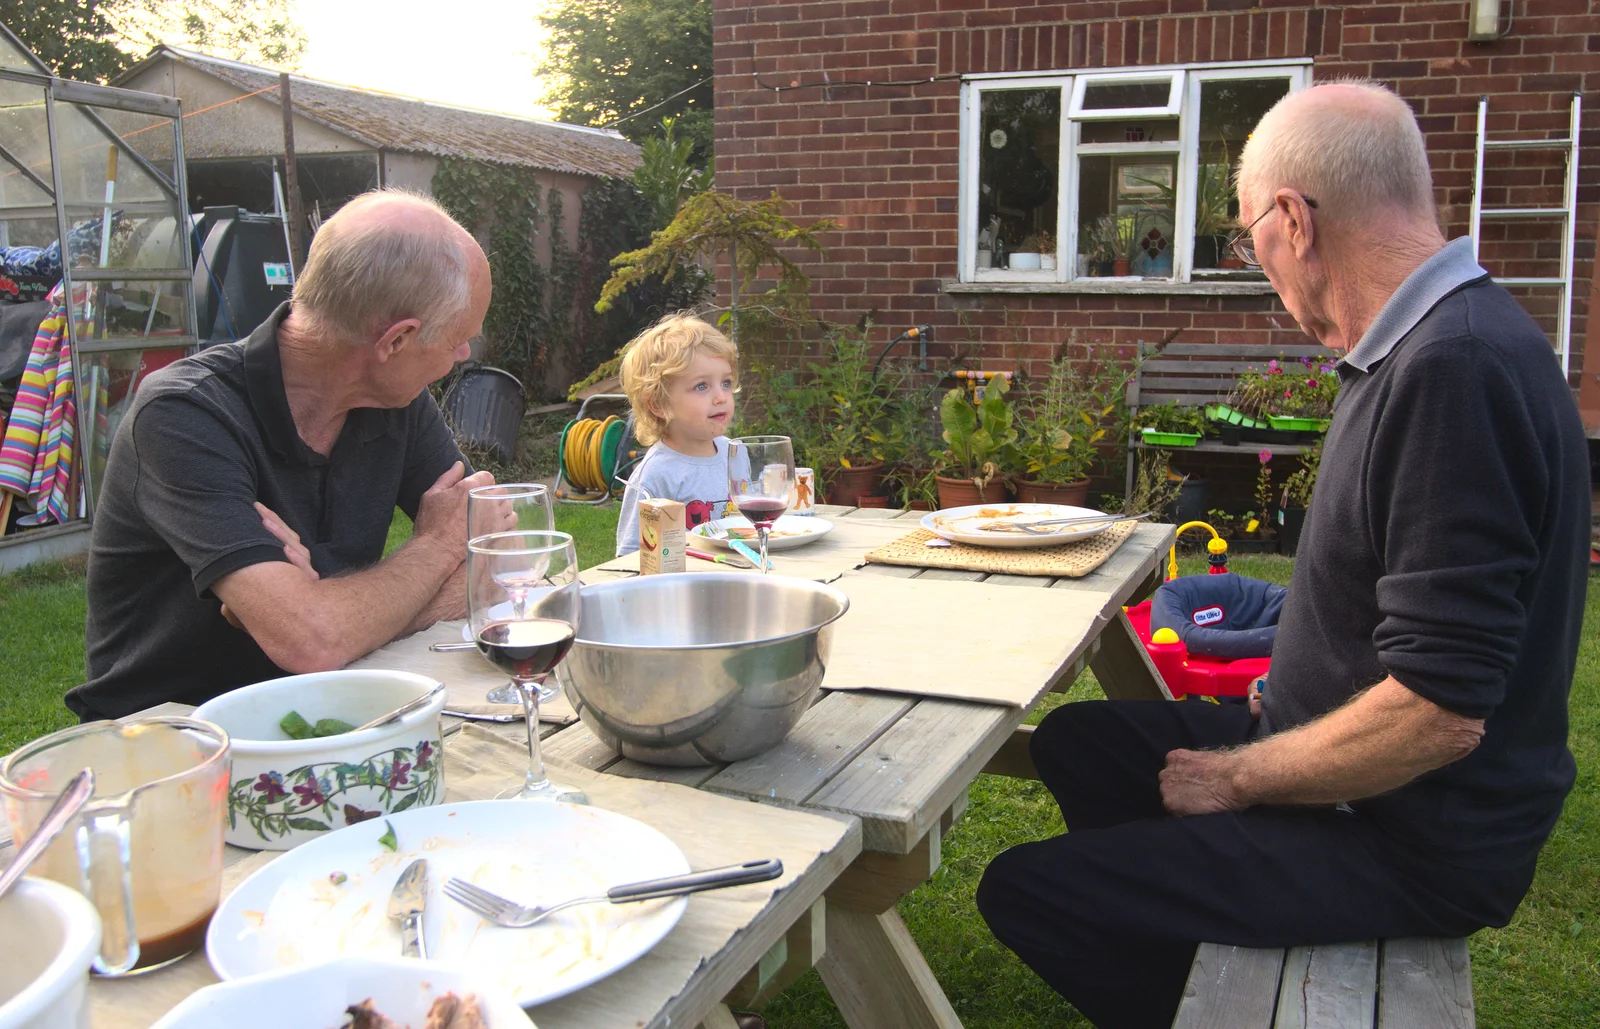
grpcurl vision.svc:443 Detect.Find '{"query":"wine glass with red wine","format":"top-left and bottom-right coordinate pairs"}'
top-left (467, 484), bottom-right (557, 706)
top-left (727, 436), bottom-right (796, 574)
top-left (467, 529), bottom-right (587, 803)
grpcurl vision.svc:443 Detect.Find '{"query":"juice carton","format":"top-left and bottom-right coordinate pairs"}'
top-left (638, 498), bottom-right (686, 574)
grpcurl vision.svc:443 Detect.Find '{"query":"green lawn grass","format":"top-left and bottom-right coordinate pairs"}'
top-left (2, 535), bottom-right (1595, 1027)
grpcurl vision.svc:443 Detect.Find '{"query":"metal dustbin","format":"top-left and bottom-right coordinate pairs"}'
top-left (442, 365), bottom-right (525, 465)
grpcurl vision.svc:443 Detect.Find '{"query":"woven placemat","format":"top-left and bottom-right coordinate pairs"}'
top-left (864, 519), bottom-right (1138, 577)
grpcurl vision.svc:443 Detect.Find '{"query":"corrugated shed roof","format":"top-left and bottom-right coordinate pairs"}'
top-left (122, 47), bottom-right (640, 180)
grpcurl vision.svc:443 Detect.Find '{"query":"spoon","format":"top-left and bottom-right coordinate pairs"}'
top-left (429, 641), bottom-right (478, 653)
top-left (0, 769), bottom-right (95, 902)
top-left (354, 682), bottom-right (447, 732)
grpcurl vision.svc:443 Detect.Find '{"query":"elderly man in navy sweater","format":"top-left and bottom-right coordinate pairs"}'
top-left (978, 81), bottom-right (1589, 1029)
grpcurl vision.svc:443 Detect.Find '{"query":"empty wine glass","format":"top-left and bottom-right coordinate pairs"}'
top-left (467, 530), bottom-right (587, 804)
top-left (468, 484), bottom-right (557, 705)
top-left (727, 436), bottom-right (795, 574)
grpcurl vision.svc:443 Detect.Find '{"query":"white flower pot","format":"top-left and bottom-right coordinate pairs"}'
top-left (976, 249), bottom-right (992, 269)
top-left (1040, 255), bottom-right (1057, 271)
top-left (1009, 252), bottom-right (1042, 271)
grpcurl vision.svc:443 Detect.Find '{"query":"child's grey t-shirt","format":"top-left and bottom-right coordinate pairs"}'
top-left (615, 439), bottom-right (744, 555)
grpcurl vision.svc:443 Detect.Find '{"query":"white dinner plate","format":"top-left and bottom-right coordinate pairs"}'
top-left (921, 504), bottom-right (1115, 549)
top-left (207, 801), bottom-right (690, 1008)
top-left (690, 514), bottom-right (834, 552)
top-left (151, 957), bottom-right (533, 1028)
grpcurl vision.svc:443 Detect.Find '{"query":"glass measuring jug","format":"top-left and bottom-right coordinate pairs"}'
top-left (0, 716), bottom-right (230, 975)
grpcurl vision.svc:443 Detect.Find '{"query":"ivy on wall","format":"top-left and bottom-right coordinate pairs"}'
top-left (432, 156), bottom-right (708, 399)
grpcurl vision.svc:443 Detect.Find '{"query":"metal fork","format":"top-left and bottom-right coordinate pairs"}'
top-left (443, 858), bottom-right (784, 929)
top-left (977, 511), bottom-right (1153, 535)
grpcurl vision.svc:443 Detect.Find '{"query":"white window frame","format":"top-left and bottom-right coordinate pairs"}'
top-left (1068, 70), bottom-right (1184, 121)
top-left (958, 59), bottom-right (1311, 286)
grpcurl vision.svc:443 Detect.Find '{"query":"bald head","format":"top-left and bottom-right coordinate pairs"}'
top-left (292, 188), bottom-right (487, 348)
top-left (1237, 82), bottom-right (1435, 230)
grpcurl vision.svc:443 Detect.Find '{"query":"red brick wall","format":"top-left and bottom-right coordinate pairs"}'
top-left (712, 0), bottom-right (1600, 382)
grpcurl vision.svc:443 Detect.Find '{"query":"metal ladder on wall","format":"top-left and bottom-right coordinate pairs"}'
top-left (1469, 92), bottom-right (1582, 375)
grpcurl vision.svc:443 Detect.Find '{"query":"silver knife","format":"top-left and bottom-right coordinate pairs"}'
top-left (388, 858), bottom-right (429, 959)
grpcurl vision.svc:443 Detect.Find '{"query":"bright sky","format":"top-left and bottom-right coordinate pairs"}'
top-left (292, 0), bottom-right (559, 120)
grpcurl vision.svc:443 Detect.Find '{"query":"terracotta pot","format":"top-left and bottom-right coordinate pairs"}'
top-left (1014, 477), bottom-right (1091, 507)
top-left (935, 475), bottom-right (1008, 509)
top-left (856, 494), bottom-right (890, 509)
top-left (1113, 258), bottom-right (1132, 276)
top-left (1219, 256), bottom-right (1246, 270)
top-left (823, 462), bottom-right (884, 507)
top-left (906, 500), bottom-right (932, 511)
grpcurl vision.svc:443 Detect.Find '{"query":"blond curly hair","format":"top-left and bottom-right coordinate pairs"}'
top-left (619, 315), bottom-right (739, 446)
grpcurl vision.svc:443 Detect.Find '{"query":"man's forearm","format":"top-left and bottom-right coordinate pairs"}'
top-left (399, 562), bottom-right (466, 638)
top-left (1228, 677), bottom-right (1485, 807)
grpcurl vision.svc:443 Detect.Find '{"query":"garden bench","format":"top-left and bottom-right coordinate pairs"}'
top-left (1174, 937), bottom-right (1475, 1028)
top-left (1124, 342), bottom-right (1337, 500)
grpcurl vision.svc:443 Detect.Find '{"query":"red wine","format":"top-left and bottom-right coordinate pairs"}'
top-left (475, 618), bottom-right (575, 679)
top-left (734, 496), bottom-right (788, 527)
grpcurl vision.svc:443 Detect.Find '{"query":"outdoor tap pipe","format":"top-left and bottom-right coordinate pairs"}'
top-left (871, 324), bottom-right (932, 378)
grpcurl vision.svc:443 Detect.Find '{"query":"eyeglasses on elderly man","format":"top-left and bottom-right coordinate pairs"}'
top-left (1225, 193), bottom-right (1319, 267)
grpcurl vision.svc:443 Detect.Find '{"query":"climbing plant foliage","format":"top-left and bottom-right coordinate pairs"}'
top-left (432, 157), bottom-right (677, 398)
top-left (595, 190), bottom-right (836, 351)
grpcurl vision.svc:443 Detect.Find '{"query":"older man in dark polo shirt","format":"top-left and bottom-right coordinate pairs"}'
top-left (68, 190), bottom-right (495, 720)
top-left (977, 83), bottom-right (1588, 1029)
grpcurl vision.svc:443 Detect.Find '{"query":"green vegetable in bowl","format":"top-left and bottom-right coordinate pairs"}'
top-left (279, 710), bottom-right (357, 740)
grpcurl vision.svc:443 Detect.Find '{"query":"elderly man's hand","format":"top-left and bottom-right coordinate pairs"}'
top-left (413, 461), bottom-right (495, 556)
top-left (1159, 749), bottom-right (1246, 816)
top-left (221, 502), bottom-right (319, 630)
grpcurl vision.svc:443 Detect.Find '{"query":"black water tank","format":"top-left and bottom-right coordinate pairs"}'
top-left (192, 206), bottom-right (294, 345)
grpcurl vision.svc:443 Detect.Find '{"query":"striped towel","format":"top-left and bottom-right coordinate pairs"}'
top-left (0, 283), bottom-right (77, 525)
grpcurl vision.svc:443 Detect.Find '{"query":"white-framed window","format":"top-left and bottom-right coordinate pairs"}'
top-left (958, 60), bottom-right (1311, 285)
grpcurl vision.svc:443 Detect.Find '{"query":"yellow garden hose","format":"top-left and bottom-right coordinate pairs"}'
top-left (561, 415), bottom-right (622, 493)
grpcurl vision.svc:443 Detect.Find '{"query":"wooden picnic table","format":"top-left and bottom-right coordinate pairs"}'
top-left (44, 714), bottom-right (861, 1029)
top-left (2, 504), bottom-right (1172, 1029)
top-left (437, 505), bottom-right (1177, 1027)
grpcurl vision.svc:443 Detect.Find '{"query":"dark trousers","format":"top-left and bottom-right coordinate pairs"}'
top-left (975, 700), bottom-right (1535, 1029)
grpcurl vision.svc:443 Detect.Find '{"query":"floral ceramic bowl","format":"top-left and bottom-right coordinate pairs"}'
top-left (194, 669), bottom-right (446, 851)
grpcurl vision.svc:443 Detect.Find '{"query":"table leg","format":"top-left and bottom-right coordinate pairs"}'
top-left (1089, 608), bottom-right (1174, 702)
top-left (815, 813), bottom-right (965, 1029)
top-left (816, 905), bottom-right (963, 1029)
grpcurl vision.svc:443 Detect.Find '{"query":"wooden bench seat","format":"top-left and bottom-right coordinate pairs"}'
top-left (1125, 342), bottom-right (1338, 498)
top-left (1174, 938), bottom-right (1475, 1028)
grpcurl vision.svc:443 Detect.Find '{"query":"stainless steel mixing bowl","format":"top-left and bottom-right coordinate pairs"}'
top-left (554, 572), bottom-right (850, 766)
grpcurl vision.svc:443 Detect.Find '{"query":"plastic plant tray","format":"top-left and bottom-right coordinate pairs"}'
top-left (1204, 404), bottom-right (1266, 428)
top-left (1265, 414), bottom-right (1330, 432)
top-left (1140, 428), bottom-right (1202, 447)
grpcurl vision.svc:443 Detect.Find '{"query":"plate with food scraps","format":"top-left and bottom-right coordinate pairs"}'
top-left (207, 800), bottom-right (690, 1008)
top-left (689, 514), bottom-right (833, 552)
top-left (921, 504), bottom-right (1116, 549)
top-left (150, 956), bottom-right (532, 1028)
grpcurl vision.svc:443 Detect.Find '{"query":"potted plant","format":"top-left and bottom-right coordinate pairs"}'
top-left (1013, 344), bottom-right (1128, 506)
top-left (1037, 229), bottom-right (1057, 272)
top-left (1096, 213), bottom-right (1142, 277)
top-left (1131, 402), bottom-right (1208, 447)
top-left (1192, 153), bottom-right (1237, 270)
top-left (878, 389), bottom-right (940, 511)
top-left (1229, 355), bottom-right (1340, 437)
top-left (933, 374), bottom-right (1018, 508)
top-left (802, 327), bottom-right (903, 505)
top-left (1011, 233), bottom-right (1043, 271)
top-left (1276, 438), bottom-right (1320, 556)
top-left (1080, 225), bottom-right (1112, 276)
